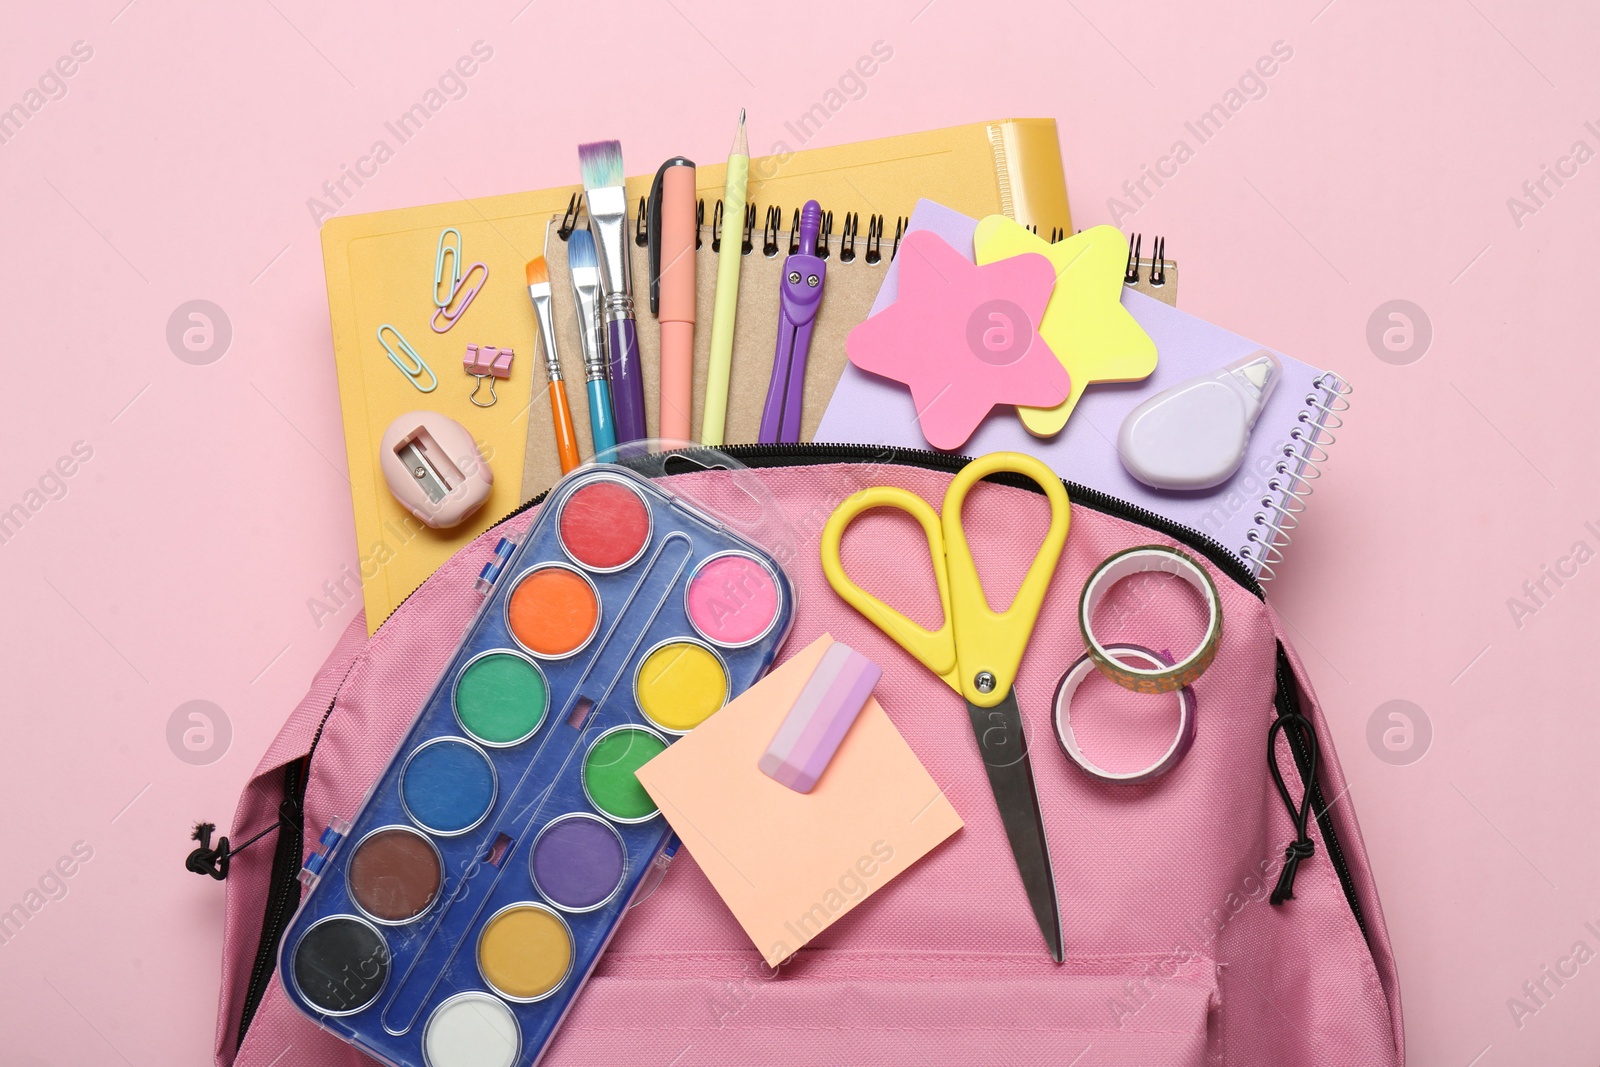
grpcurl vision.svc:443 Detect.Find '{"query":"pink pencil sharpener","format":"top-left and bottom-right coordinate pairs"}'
top-left (379, 411), bottom-right (493, 529)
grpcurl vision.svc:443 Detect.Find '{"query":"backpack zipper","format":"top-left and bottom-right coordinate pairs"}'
top-left (235, 683), bottom-right (352, 1048)
top-left (1274, 647), bottom-right (1365, 937)
top-left (234, 442), bottom-right (1364, 1049)
top-left (236, 754), bottom-right (307, 1046)
top-left (374, 441), bottom-right (1266, 632)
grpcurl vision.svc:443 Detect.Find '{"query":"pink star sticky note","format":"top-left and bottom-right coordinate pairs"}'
top-left (846, 229), bottom-right (1070, 451)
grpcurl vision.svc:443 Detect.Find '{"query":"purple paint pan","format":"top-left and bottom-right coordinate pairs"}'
top-left (529, 814), bottom-right (629, 913)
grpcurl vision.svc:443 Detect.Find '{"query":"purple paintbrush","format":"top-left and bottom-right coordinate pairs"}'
top-left (578, 139), bottom-right (648, 445)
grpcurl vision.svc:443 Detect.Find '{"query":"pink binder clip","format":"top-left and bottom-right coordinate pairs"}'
top-left (463, 344), bottom-right (514, 407)
top-left (432, 261), bottom-right (488, 333)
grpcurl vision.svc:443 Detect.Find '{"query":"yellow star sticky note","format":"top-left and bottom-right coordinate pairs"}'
top-left (973, 217), bottom-right (1157, 437)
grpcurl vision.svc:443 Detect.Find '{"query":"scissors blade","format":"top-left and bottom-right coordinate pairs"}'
top-left (965, 690), bottom-right (1064, 963)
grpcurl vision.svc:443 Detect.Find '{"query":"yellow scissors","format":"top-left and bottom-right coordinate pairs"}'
top-left (821, 452), bottom-right (1070, 961)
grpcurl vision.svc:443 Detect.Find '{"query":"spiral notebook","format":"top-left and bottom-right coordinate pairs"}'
top-left (816, 199), bottom-right (1347, 580)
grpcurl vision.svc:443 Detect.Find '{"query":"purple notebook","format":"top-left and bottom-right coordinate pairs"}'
top-left (815, 200), bottom-right (1348, 580)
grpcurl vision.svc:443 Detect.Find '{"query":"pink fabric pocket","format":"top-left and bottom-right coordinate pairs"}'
top-left (553, 951), bottom-right (1220, 1067)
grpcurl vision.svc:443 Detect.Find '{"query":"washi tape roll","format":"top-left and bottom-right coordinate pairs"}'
top-left (1053, 644), bottom-right (1196, 783)
top-left (1078, 546), bottom-right (1221, 694)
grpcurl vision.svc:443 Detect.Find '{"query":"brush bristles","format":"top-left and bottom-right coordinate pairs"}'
top-left (577, 140), bottom-right (624, 190)
top-left (567, 229), bottom-right (597, 269)
top-left (525, 257), bottom-right (548, 287)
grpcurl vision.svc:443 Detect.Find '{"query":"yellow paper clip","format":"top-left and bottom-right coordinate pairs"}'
top-left (377, 324), bottom-right (438, 393)
top-left (433, 228), bottom-right (462, 308)
top-left (431, 261), bottom-right (488, 333)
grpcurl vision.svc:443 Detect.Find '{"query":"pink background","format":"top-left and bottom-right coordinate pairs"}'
top-left (0, 1), bottom-right (1594, 1064)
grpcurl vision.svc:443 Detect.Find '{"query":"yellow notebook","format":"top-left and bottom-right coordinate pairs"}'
top-left (321, 119), bottom-right (1071, 632)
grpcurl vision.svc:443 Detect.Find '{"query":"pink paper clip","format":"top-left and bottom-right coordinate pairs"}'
top-left (431, 261), bottom-right (488, 333)
top-left (463, 344), bottom-right (514, 407)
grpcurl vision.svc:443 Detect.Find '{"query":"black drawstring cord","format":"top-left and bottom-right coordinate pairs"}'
top-left (185, 796), bottom-right (301, 881)
top-left (1268, 711), bottom-right (1320, 905)
top-left (186, 823), bottom-right (236, 880)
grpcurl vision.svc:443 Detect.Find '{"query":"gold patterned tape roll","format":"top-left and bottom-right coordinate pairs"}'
top-left (1077, 546), bottom-right (1221, 694)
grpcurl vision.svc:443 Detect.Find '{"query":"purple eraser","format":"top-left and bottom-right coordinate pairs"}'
top-left (758, 642), bottom-right (881, 793)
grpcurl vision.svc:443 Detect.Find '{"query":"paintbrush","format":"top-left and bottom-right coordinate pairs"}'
top-left (525, 257), bottom-right (581, 474)
top-left (578, 139), bottom-right (648, 445)
top-left (566, 229), bottom-right (617, 457)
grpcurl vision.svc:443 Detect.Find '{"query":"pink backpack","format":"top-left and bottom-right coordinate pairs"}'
top-left (200, 447), bottom-right (1403, 1067)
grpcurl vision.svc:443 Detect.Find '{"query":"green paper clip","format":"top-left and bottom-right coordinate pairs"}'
top-left (433, 227), bottom-right (463, 308)
top-left (377, 324), bottom-right (438, 393)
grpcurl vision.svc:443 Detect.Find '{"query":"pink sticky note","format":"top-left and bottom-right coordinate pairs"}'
top-left (845, 229), bottom-right (1070, 451)
top-left (635, 635), bottom-right (963, 967)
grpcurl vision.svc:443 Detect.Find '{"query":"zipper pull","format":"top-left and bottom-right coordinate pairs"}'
top-left (185, 822), bottom-right (230, 881)
top-left (1267, 712), bottom-right (1320, 905)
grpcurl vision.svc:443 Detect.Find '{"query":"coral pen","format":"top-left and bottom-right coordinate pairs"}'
top-left (649, 157), bottom-right (697, 442)
top-left (526, 257), bottom-right (581, 474)
top-left (700, 109), bottom-right (747, 446)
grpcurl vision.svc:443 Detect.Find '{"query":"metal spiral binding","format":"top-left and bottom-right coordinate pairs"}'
top-left (706, 200), bottom-right (753, 254)
top-left (556, 192), bottom-right (1051, 274)
top-left (632, 199), bottom-right (922, 265)
top-left (1122, 232), bottom-right (1171, 286)
top-left (1288, 426), bottom-right (1334, 465)
top-left (557, 192), bottom-right (582, 240)
top-left (839, 212), bottom-right (860, 263)
top-left (865, 215), bottom-right (885, 264)
top-left (1266, 475), bottom-right (1311, 521)
top-left (1246, 373), bottom-right (1352, 583)
top-left (741, 202), bottom-right (757, 256)
top-left (1305, 374), bottom-right (1350, 429)
top-left (763, 206), bottom-right (783, 257)
top-left (1242, 525), bottom-right (1288, 583)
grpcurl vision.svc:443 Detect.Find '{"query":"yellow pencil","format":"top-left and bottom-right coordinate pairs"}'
top-left (700, 109), bottom-right (748, 446)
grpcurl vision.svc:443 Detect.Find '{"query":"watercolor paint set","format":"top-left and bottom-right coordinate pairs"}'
top-left (277, 464), bottom-right (795, 1067)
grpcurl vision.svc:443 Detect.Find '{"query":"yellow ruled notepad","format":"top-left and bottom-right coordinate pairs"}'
top-left (321, 120), bottom-right (1072, 632)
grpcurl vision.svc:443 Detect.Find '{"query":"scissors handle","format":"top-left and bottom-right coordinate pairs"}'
top-left (941, 452), bottom-right (1071, 706)
top-left (820, 485), bottom-right (960, 688)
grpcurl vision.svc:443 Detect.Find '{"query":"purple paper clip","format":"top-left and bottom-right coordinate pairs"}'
top-left (432, 261), bottom-right (488, 333)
